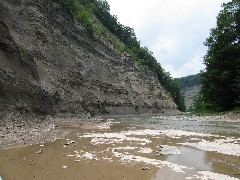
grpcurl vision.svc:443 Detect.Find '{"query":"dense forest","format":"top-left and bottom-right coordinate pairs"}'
top-left (192, 0), bottom-right (240, 112)
top-left (59, 0), bottom-right (186, 111)
top-left (175, 73), bottom-right (201, 90)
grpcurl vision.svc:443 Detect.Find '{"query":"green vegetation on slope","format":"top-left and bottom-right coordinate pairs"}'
top-left (192, 0), bottom-right (240, 112)
top-left (59, 0), bottom-right (186, 111)
top-left (60, 0), bottom-right (94, 34)
top-left (175, 73), bottom-right (201, 90)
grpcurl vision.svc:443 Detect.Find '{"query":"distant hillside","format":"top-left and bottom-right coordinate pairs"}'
top-left (175, 74), bottom-right (201, 109)
top-left (175, 73), bottom-right (201, 90)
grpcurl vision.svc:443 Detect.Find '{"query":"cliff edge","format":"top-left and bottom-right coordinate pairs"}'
top-left (0, 0), bottom-right (177, 123)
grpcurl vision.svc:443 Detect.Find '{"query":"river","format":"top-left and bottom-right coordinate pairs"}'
top-left (0, 114), bottom-right (239, 180)
top-left (114, 115), bottom-right (240, 179)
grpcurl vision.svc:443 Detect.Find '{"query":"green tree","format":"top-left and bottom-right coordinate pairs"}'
top-left (201, 0), bottom-right (240, 111)
top-left (175, 73), bottom-right (201, 90)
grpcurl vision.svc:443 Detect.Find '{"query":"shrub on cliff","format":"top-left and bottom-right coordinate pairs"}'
top-left (60, 0), bottom-right (94, 34)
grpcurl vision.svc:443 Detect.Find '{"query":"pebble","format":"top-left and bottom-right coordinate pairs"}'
top-left (65, 140), bottom-right (76, 146)
top-left (36, 150), bottom-right (42, 154)
top-left (67, 155), bottom-right (75, 157)
top-left (142, 167), bottom-right (150, 170)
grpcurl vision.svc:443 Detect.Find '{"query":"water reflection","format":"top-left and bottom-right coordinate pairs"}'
top-left (113, 114), bottom-right (240, 179)
top-left (166, 147), bottom-right (212, 171)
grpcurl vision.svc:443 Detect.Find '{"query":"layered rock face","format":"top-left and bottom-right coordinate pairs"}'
top-left (181, 85), bottom-right (201, 109)
top-left (0, 0), bottom-right (177, 120)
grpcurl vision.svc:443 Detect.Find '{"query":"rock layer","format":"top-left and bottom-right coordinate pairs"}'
top-left (0, 0), bottom-right (177, 122)
top-left (181, 85), bottom-right (201, 109)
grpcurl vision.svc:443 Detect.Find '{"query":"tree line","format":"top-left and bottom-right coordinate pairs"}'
top-left (175, 73), bottom-right (201, 90)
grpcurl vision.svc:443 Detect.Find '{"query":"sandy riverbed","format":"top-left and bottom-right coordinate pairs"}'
top-left (0, 114), bottom-right (240, 180)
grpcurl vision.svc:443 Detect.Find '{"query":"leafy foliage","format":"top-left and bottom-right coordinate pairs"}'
top-left (59, 0), bottom-right (186, 111)
top-left (60, 0), bottom-right (94, 34)
top-left (149, 84), bottom-right (155, 92)
top-left (190, 92), bottom-right (211, 113)
top-left (197, 0), bottom-right (240, 111)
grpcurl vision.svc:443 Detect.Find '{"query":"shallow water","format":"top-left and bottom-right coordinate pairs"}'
top-left (111, 115), bottom-right (240, 179)
top-left (115, 115), bottom-right (240, 138)
top-left (166, 146), bottom-right (212, 171)
top-left (0, 115), bottom-right (240, 180)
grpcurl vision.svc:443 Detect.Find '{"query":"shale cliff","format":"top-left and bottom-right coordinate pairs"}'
top-left (0, 0), bottom-right (177, 121)
top-left (175, 74), bottom-right (201, 109)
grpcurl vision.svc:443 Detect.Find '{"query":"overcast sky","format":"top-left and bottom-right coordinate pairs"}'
top-left (106, 0), bottom-right (230, 78)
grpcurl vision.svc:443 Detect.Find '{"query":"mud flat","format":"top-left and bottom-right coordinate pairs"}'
top-left (0, 115), bottom-right (240, 180)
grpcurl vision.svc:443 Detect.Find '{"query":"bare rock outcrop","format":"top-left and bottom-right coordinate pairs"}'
top-left (181, 85), bottom-right (201, 109)
top-left (0, 0), bottom-right (177, 123)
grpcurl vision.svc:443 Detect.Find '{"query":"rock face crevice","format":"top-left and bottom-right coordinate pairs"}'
top-left (0, 0), bottom-right (177, 121)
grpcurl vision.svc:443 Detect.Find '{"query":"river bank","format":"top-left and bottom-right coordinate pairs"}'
top-left (0, 114), bottom-right (240, 180)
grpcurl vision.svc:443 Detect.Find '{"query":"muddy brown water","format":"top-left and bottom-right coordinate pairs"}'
top-left (0, 115), bottom-right (240, 180)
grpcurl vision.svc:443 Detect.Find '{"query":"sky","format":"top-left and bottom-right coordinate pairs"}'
top-left (106, 0), bottom-right (230, 78)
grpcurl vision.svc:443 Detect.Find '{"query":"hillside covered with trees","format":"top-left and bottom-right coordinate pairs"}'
top-left (60, 0), bottom-right (186, 111)
top-left (175, 73), bottom-right (201, 90)
top-left (192, 0), bottom-right (240, 112)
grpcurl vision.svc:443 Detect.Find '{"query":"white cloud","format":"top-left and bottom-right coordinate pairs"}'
top-left (151, 36), bottom-right (180, 62)
top-left (163, 55), bottom-right (205, 78)
top-left (107, 0), bottom-right (231, 77)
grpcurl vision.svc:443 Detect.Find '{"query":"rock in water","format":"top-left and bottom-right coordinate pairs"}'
top-left (142, 167), bottom-right (150, 170)
top-left (158, 145), bottom-right (181, 155)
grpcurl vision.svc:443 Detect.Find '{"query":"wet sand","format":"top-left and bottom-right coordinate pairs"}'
top-left (0, 123), bottom-right (159, 180)
top-left (0, 115), bottom-right (240, 180)
top-left (0, 140), bottom-right (158, 180)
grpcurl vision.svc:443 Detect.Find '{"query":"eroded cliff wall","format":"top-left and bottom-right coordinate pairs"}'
top-left (0, 0), bottom-right (177, 121)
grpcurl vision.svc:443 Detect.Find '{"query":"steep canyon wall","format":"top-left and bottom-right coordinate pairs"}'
top-left (0, 0), bottom-right (177, 122)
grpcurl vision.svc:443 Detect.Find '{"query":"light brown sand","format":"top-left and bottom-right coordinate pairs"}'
top-left (0, 133), bottom-right (158, 180)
